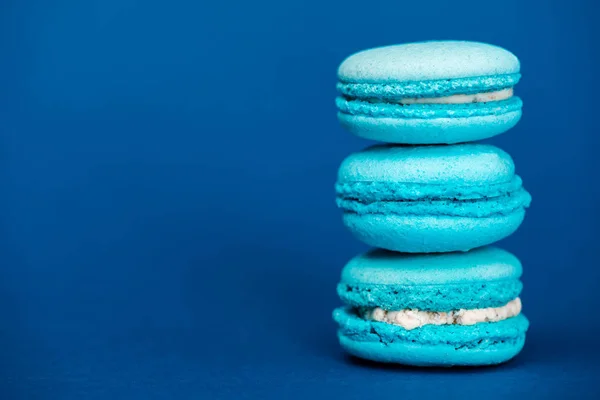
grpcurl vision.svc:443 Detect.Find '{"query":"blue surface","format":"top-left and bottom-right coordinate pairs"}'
top-left (1, 0), bottom-right (599, 398)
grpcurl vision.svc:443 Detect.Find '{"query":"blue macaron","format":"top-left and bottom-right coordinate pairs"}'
top-left (337, 41), bottom-right (522, 144)
top-left (336, 143), bottom-right (531, 253)
top-left (333, 246), bottom-right (529, 366)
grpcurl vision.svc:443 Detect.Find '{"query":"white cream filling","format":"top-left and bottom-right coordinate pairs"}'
top-left (363, 298), bottom-right (521, 331)
top-left (366, 88), bottom-right (513, 105)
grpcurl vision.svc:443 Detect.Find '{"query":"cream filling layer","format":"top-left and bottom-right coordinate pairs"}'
top-left (363, 298), bottom-right (522, 331)
top-left (366, 88), bottom-right (513, 105)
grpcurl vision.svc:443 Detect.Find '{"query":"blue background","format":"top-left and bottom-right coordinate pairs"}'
top-left (1, 0), bottom-right (598, 398)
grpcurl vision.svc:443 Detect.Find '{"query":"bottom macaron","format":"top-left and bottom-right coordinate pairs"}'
top-left (334, 308), bottom-right (528, 367)
top-left (333, 247), bottom-right (529, 367)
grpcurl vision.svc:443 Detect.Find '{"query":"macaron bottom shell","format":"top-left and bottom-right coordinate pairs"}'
top-left (338, 110), bottom-right (521, 144)
top-left (339, 334), bottom-right (526, 367)
top-left (342, 209), bottom-right (526, 253)
top-left (335, 308), bottom-right (528, 367)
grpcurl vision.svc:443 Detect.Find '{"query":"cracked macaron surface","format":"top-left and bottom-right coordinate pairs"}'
top-left (333, 247), bottom-right (529, 366)
top-left (336, 143), bottom-right (531, 253)
top-left (336, 41), bottom-right (523, 144)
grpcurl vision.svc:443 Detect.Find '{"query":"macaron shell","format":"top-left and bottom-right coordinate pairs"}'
top-left (338, 41), bottom-right (520, 83)
top-left (342, 209), bottom-right (526, 253)
top-left (337, 143), bottom-right (515, 186)
top-left (341, 246), bottom-right (522, 285)
top-left (338, 110), bottom-right (522, 144)
top-left (339, 335), bottom-right (526, 367)
top-left (334, 308), bottom-right (528, 366)
top-left (338, 247), bottom-right (523, 310)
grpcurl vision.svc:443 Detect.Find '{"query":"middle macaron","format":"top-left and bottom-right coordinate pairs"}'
top-left (336, 143), bottom-right (531, 253)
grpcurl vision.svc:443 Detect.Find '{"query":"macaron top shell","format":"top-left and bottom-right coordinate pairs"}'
top-left (341, 247), bottom-right (522, 286)
top-left (337, 247), bottom-right (523, 310)
top-left (337, 144), bottom-right (515, 186)
top-left (338, 41), bottom-right (520, 83)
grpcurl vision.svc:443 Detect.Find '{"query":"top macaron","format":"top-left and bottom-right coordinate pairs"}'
top-left (336, 41), bottom-right (522, 144)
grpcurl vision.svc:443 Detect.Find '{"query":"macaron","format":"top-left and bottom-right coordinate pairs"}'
top-left (336, 143), bottom-right (531, 253)
top-left (336, 41), bottom-right (522, 144)
top-left (333, 246), bottom-right (529, 366)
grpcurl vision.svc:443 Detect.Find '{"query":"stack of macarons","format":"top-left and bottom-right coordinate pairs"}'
top-left (333, 41), bottom-right (531, 366)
